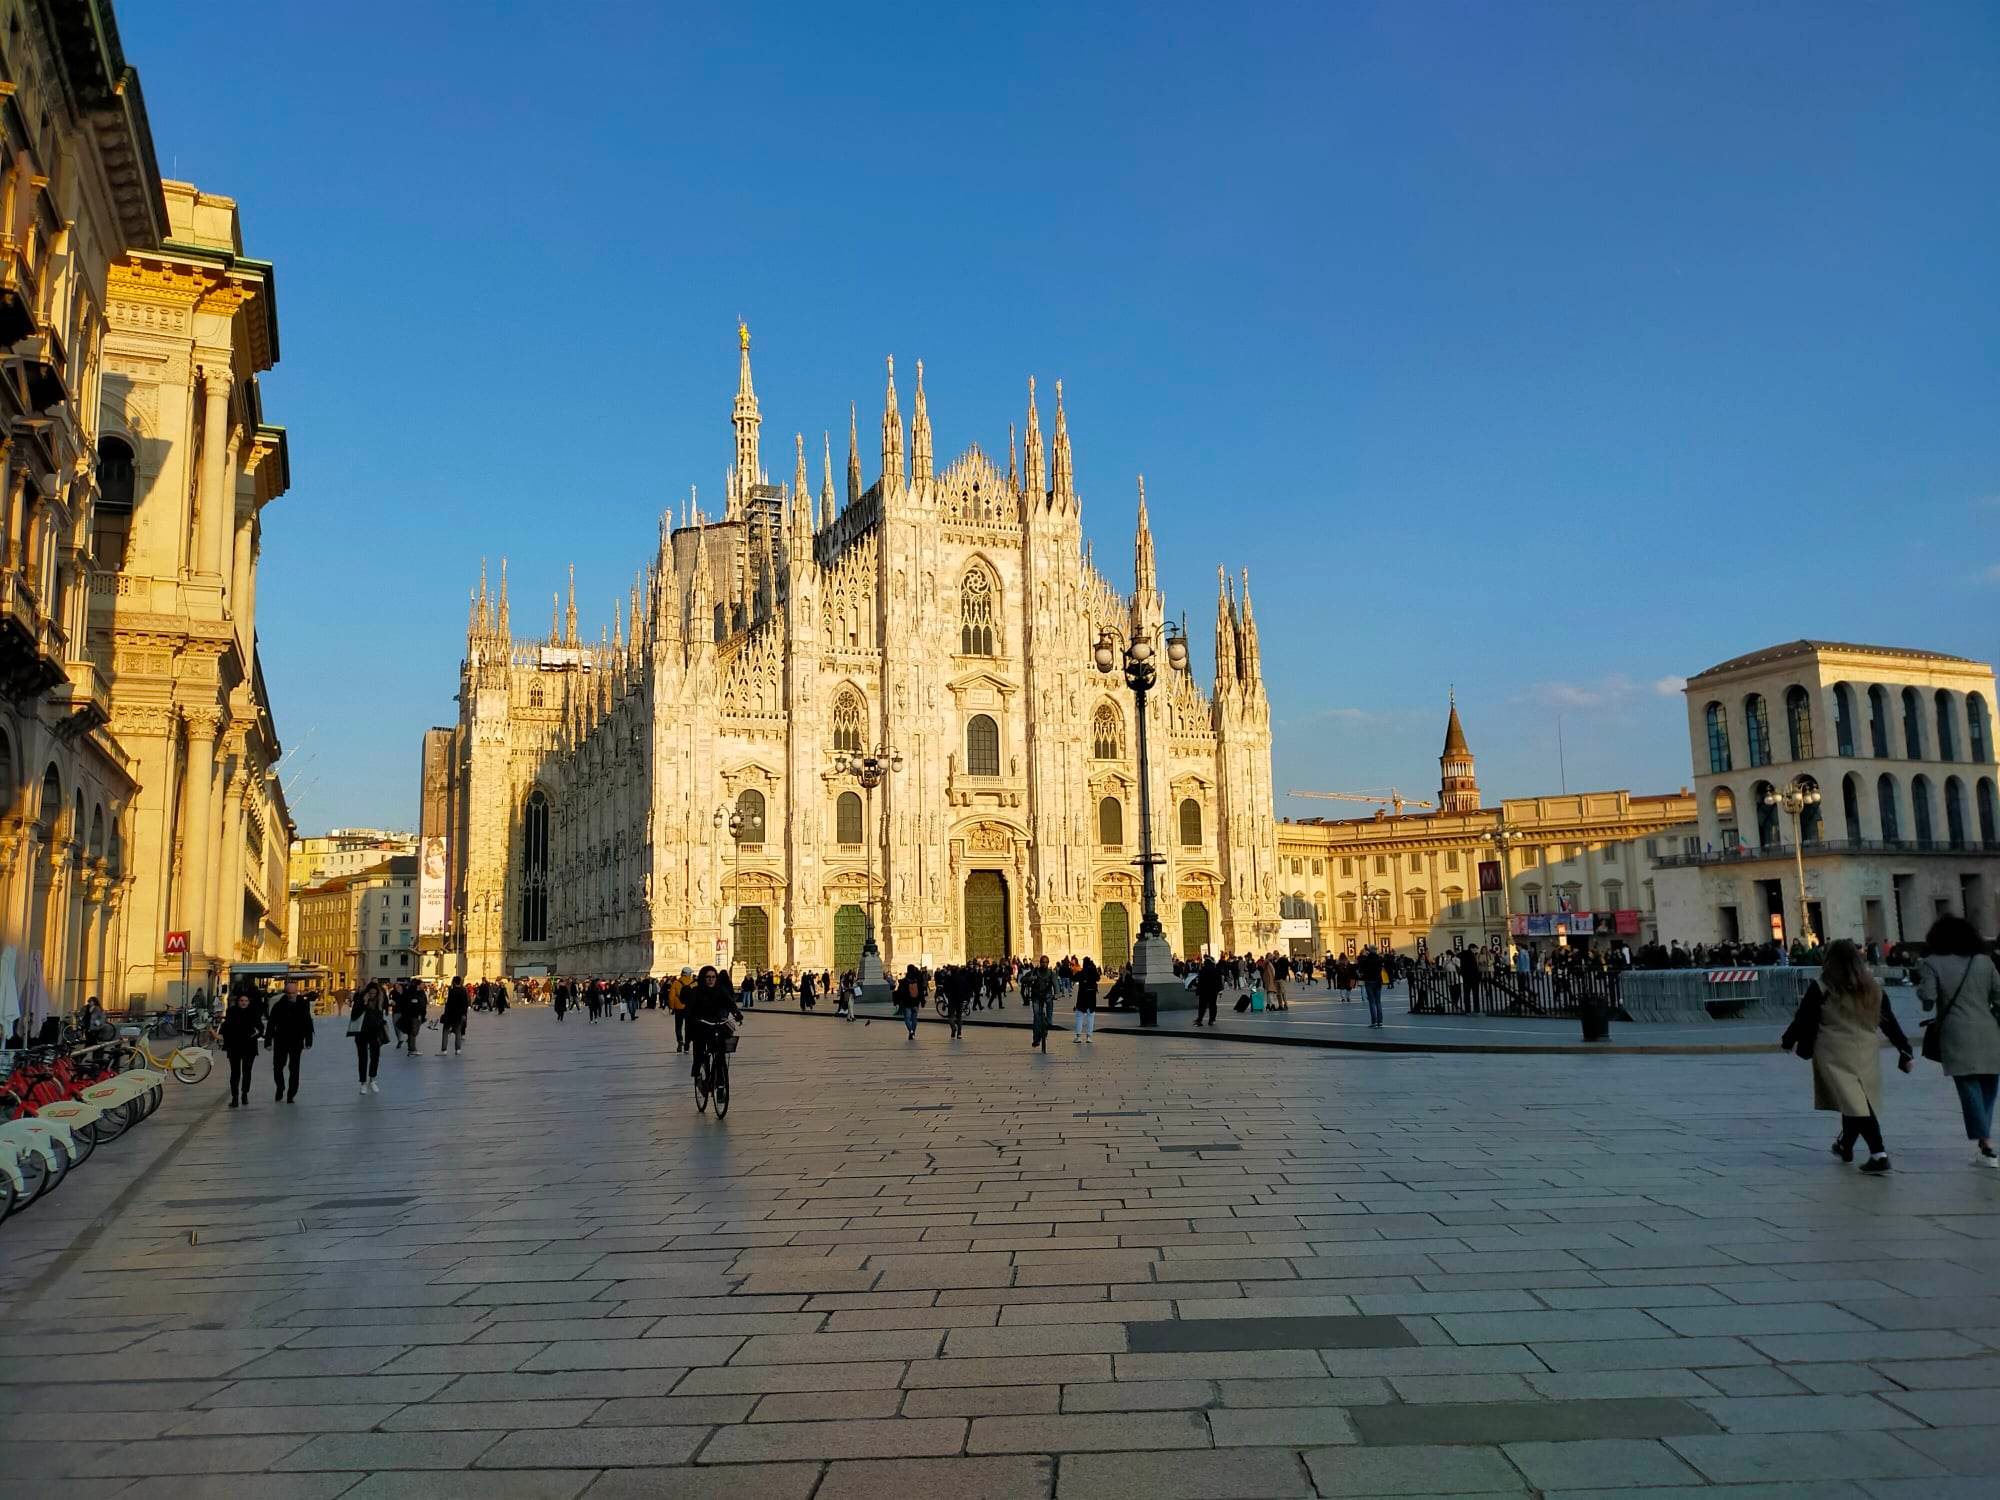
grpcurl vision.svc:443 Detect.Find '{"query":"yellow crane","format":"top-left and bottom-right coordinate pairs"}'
top-left (1288, 788), bottom-right (1436, 816)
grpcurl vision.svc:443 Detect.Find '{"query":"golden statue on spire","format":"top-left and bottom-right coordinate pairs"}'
top-left (738, 320), bottom-right (750, 352)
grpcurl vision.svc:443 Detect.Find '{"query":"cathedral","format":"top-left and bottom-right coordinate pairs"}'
top-left (437, 330), bottom-right (1278, 979)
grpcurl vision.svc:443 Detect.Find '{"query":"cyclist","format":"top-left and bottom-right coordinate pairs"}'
top-left (1021, 955), bottom-right (1057, 1052)
top-left (685, 965), bottom-right (742, 1084)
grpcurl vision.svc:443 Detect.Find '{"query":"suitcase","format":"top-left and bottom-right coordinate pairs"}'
top-left (1233, 994), bottom-right (1252, 1013)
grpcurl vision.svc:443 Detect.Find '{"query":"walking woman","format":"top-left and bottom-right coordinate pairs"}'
top-left (1782, 939), bottom-right (1913, 1173)
top-left (349, 982), bottom-right (390, 1096)
top-left (221, 987), bottom-right (263, 1108)
top-left (1073, 956), bottom-right (1099, 1044)
top-left (1916, 914), bottom-right (2000, 1167)
top-left (895, 967), bottom-right (924, 1040)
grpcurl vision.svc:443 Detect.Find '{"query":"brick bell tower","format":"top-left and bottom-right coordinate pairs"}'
top-left (1438, 690), bottom-right (1480, 813)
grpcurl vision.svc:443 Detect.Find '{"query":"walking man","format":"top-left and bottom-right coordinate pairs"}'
top-left (268, 980), bottom-right (314, 1102)
top-left (1194, 954), bottom-right (1222, 1028)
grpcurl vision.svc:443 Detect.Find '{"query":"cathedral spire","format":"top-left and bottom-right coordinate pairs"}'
top-left (847, 401), bottom-right (862, 506)
top-left (1051, 378), bottom-right (1075, 509)
top-left (689, 544), bottom-right (714, 644)
top-left (880, 356), bottom-right (904, 496)
top-left (731, 321), bottom-right (760, 518)
top-left (612, 598), bottom-right (623, 653)
top-left (911, 357), bottom-right (933, 481)
top-left (1134, 476), bottom-right (1157, 597)
top-left (792, 432), bottom-right (813, 534)
top-left (1214, 565), bottom-right (1238, 692)
top-left (1023, 377), bottom-right (1045, 499)
top-left (476, 558), bottom-right (490, 634)
top-left (1238, 567), bottom-right (1262, 685)
top-left (565, 563), bottom-right (578, 646)
top-left (549, 591), bottom-right (560, 645)
top-left (496, 557), bottom-right (510, 639)
top-left (821, 430), bottom-right (836, 523)
top-left (1008, 422), bottom-right (1018, 491)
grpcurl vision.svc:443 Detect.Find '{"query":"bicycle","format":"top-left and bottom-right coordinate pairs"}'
top-left (690, 1019), bottom-right (738, 1119)
top-left (117, 1030), bottom-right (214, 1085)
top-left (1029, 998), bottom-right (1052, 1052)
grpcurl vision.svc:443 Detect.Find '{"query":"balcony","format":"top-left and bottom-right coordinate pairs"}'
top-left (48, 659), bottom-right (112, 740)
top-left (1653, 837), bottom-right (2000, 869)
top-left (0, 572), bottom-right (65, 700)
top-left (13, 321), bottom-right (68, 412)
top-left (0, 236), bottom-right (37, 345)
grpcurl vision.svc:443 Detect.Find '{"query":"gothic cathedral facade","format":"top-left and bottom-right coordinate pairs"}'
top-left (440, 332), bottom-right (1278, 979)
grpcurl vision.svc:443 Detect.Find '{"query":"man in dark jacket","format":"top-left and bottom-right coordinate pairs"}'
top-left (266, 981), bottom-right (315, 1102)
top-left (441, 979), bottom-right (470, 1054)
top-left (1194, 955), bottom-right (1223, 1028)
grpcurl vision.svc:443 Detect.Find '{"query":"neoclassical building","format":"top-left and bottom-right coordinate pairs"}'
top-left (438, 331), bottom-right (1278, 978)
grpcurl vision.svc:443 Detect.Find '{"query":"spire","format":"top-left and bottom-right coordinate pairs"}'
top-left (910, 357), bottom-right (933, 480)
top-left (564, 563), bottom-right (578, 645)
top-left (1439, 690), bottom-right (1480, 812)
top-left (1051, 379), bottom-right (1075, 508)
top-left (1134, 476), bottom-right (1157, 596)
top-left (1008, 422), bottom-right (1018, 491)
top-left (1238, 567), bottom-right (1261, 684)
top-left (880, 356), bottom-right (904, 495)
top-left (1214, 566), bottom-right (1238, 691)
top-left (496, 557), bottom-right (510, 639)
top-left (1023, 377), bottom-right (1045, 498)
top-left (821, 430), bottom-right (836, 523)
top-left (476, 558), bottom-right (490, 634)
top-left (1443, 691), bottom-right (1471, 758)
top-left (612, 598), bottom-right (623, 652)
top-left (846, 401), bottom-right (862, 506)
top-left (467, 587), bottom-right (478, 643)
top-left (792, 432), bottom-right (813, 533)
top-left (629, 576), bottom-right (642, 648)
top-left (689, 544), bottom-right (714, 644)
top-left (731, 321), bottom-right (760, 517)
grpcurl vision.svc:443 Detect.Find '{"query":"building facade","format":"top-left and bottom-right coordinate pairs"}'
top-left (440, 332), bottom-right (1279, 979)
top-left (295, 856), bottom-right (418, 993)
top-left (286, 828), bottom-right (415, 960)
top-left (1278, 704), bottom-right (1698, 956)
top-left (1653, 640), bottom-right (2000, 947)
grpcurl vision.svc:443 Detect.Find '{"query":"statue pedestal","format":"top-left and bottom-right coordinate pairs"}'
top-left (1132, 930), bottom-right (1192, 1011)
top-left (857, 942), bottom-right (891, 1005)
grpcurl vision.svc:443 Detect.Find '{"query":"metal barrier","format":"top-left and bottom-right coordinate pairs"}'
top-left (1407, 966), bottom-right (1621, 1019)
top-left (1613, 967), bottom-right (1817, 1023)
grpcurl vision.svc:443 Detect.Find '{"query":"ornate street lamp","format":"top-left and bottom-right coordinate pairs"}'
top-left (840, 745), bottom-right (902, 1007)
top-left (1095, 619), bottom-right (1188, 1009)
top-left (1763, 776), bottom-right (1822, 947)
top-left (712, 805), bottom-right (744, 971)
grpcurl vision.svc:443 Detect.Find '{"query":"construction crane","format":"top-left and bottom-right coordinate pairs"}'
top-left (1288, 787), bottom-right (1436, 816)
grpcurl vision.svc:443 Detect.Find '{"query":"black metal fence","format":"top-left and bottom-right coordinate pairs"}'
top-left (1406, 965), bottom-right (1622, 1019)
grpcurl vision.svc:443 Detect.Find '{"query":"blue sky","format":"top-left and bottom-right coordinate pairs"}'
top-left (119, 2), bottom-right (1999, 832)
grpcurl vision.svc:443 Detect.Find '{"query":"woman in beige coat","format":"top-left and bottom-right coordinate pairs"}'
top-left (1916, 915), bottom-right (2000, 1167)
top-left (1782, 940), bottom-right (1914, 1173)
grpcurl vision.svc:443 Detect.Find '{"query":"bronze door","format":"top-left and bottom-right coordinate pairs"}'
top-left (964, 871), bottom-right (1009, 961)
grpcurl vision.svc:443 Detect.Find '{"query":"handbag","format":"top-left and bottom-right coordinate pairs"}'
top-left (1920, 961), bottom-right (1973, 1065)
top-left (346, 1010), bottom-right (364, 1037)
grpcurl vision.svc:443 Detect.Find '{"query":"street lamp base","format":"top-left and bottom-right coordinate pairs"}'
top-left (857, 941), bottom-right (890, 1005)
top-left (1131, 931), bottom-right (1194, 1011)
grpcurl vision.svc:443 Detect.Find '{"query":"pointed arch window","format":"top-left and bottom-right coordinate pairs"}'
top-left (966, 714), bottom-right (1000, 777)
top-left (1092, 704), bottom-right (1123, 760)
top-left (520, 790), bottom-right (550, 943)
top-left (960, 568), bottom-right (996, 656)
top-left (528, 684), bottom-right (543, 708)
top-left (832, 691), bottom-right (863, 755)
top-left (1179, 797), bottom-right (1203, 847)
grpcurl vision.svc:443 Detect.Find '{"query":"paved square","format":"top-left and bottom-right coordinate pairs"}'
top-left (4, 1006), bottom-right (1997, 1497)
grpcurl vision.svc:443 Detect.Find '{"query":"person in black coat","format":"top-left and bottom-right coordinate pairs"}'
top-left (1194, 955), bottom-right (1223, 1028)
top-left (220, 989), bottom-right (264, 1108)
top-left (266, 982), bottom-right (315, 1103)
top-left (440, 979), bottom-right (470, 1054)
top-left (1073, 957), bottom-right (1100, 1043)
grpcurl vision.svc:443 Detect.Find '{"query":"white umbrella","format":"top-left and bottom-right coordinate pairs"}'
top-left (0, 944), bottom-right (18, 1042)
top-left (18, 949), bottom-right (53, 1037)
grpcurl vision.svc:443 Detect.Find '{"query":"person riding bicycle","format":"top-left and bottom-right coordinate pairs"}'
top-left (684, 965), bottom-right (742, 1076)
top-left (1021, 955), bottom-right (1057, 1051)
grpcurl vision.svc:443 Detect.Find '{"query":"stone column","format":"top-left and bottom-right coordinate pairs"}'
top-left (12, 826), bottom-right (42, 961)
top-left (230, 510), bottom-right (253, 632)
top-left (1, 450), bottom-right (23, 573)
top-left (178, 710), bottom-right (219, 968)
top-left (37, 842), bottom-right (68, 1005)
top-left (213, 770), bottom-right (248, 966)
top-left (86, 863), bottom-right (113, 1004)
top-left (195, 367), bottom-right (231, 580)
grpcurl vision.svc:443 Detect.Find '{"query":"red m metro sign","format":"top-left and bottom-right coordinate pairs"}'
top-left (163, 930), bottom-right (189, 956)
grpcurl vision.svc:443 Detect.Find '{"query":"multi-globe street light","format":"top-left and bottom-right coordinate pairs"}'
top-left (1763, 775), bottom-right (1823, 947)
top-left (712, 805), bottom-right (744, 970)
top-left (841, 744), bottom-right (902, 1007)
top-left (1094, 619), bottom-right (1188, 1009)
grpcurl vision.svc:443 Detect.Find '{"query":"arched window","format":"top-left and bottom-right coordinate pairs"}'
top-left (1977, 777), bottom-right (1998, 847)
top-left (520, 790), bottom-right (550, 943)
top-left (1877, 775), bottom-right (1902, 843)
top-left (1098, 795), bottom-right (1124, 847)
top-left (1784, 686), bottom-right (1814, 760)
top-left (1753, 781), bottom-right (1780, 846)
top-left (528, 684), bottom-right (543, 708)
top-left (1841, 773), bottom-right (1862, 840)
top-left (966, 714), bottom-right (1000, 777)
top-left (1902, 687), bottom-right (1924, 759)
top-left (832, 691), bottom-right (863, 755)
top-left (1911, 775), bottom-right (1934, 845)
top-left (1091, 704), bottom-right (1122, 760)
top-left (1945, 777), bottom-right (1968, 849)
top-left (1713, 786), bottom-right (1738, 846)
top-left (1179, 797), bottom-right (1202, 847)
top-left (1970, 694), bottom-right (1991, 763)
top-left (1704, 703), bottom-right (1732, 773)
top-left (1833, 684), bottom-right (1856, 757)
top-left (835, 790), bottom-right (862, 845)
top-left (1935, 691), bottom-right (1959, 761)
top-left (735, 788), bottom-right (766, 843)
top-left (97, 436), bottom-right (135, 508)
top-left (1868, 686), bottom-right (1891, 757)
top-left (959, 568), bottom-right (996, 656)
top-left (1744, 695), bottom-right (1772, 767)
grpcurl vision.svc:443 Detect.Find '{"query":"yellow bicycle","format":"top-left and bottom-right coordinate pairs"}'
top-left (117, 1030), bottom-right (214, 1084)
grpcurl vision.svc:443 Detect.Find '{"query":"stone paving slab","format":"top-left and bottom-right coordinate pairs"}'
top-left (4, 1005), bottom-right (1997, 1495)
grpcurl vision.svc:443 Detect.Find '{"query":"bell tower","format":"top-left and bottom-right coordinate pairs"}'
top-left (1438, 691), bottom-right (1480, 813)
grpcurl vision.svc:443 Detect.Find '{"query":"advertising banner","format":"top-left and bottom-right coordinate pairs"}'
top-left (1277, 918), bottom-right (1312, 940)
top-left (1508, 914), bottom-right (1529, 936)
top-left (419, 836), bottom-right (448, 936)
top-left (1525, 914), bottom-right (1554, 937)
top-left (1615, 909), bottom-right (1642, 935)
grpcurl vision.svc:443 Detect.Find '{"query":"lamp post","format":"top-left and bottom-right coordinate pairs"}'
top-left (841, 745), bottom-right (902, 1007)
top-left (1095, 619), bottom-right (1188, 1009)
top-left (712, 805), bottom-right (744, 971)
top-left (1488, 824), bottom-right (1516, 953)
top-left (1763, 776), bottom-right (1822, 948)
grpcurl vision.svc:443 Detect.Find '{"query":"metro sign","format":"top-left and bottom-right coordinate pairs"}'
top-left (163, 931), bottom-right (189, 955)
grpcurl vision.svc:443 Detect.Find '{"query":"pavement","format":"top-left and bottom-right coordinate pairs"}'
top-left (3, 1005), bottom-right (1997, 1499)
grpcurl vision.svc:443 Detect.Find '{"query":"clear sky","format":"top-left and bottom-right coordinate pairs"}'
top-left (118, 1), bottom-right (1999, 833)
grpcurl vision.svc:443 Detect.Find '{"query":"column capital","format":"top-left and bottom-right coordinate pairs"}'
top-left (183, 706), bottom-right (223, 741)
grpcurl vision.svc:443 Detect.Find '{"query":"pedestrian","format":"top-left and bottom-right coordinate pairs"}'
top-left (895, 967), bottom-right (924, 1040)
top-left (349, 983), bottom-right (390, 1096)
top-left (1915, 914), bottom-right (2000, 1168)
top-left (221, 988), bottom-right (263, 1108)
top-left (1022, 955), bottom-right (1056, 1051)
top-left (670, 966), bottom-right (693, 1050)
top-left (1074, 955), bottom-right (1099, 1044)
top-left (1781, 938), bottom-right (1913, 1174)
top-left (266, 980), bottom-right (314, 1103)
top-left (440, 977), bottom-right (469, 1055)
top-left (1360, 945), bottom-right (1386, 1029)
top-left (1194, 954), bottom-right (1222, 1027)
top-left (799, 969), bottom-right (816, 1012)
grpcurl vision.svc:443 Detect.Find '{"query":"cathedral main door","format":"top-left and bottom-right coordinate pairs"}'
top-left (963, 871), bottom-right (1009, 962)
top-left (833, 905), bottom-right (865, 973)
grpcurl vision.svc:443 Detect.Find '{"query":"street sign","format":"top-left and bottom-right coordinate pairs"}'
top-left (163, 931), bottom-right (189, 955)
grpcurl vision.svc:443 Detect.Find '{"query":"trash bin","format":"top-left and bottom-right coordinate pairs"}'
top-left (1579, 992), bottom-right (1610, 1043)
top-left (1138, 991), bottom-right (1158, 1028)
